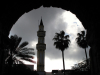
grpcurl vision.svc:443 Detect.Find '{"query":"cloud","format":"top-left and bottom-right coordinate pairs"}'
top-left (9, 6), bottom-right (90, 71)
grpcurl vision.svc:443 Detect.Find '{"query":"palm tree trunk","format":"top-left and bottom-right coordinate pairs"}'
top-left (62, 50), bottom-right (65, 75)
top-left (85, 48), bottom-right (88, 65)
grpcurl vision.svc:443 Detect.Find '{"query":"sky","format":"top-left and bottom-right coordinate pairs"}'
top-left (9, 6), bottom-right (90, 72)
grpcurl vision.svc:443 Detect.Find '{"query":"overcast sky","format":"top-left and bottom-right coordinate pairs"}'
top-left (9, 6), bottom-right (90, 72)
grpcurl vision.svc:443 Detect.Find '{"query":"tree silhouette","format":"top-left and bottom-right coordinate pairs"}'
top-left (5, 34), bottom-right (36, 65)
top-left (76, 31), bottom-right (88, 65)
top-left (53, 30), bottom-right (70, 75)
top-left (70, 58), bottom-right (90, 75)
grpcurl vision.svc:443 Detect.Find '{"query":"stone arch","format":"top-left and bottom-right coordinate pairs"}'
top-left (1, 1), bottom-right (97, 36)
top-left (0, 1), bottom-right (100, 75)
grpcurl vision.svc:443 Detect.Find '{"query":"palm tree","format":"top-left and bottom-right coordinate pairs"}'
top-left (53, 30), bottom-right (70, 75)
top-left (5, 34), bottom-right (36, 65)
top-left (76, 31), bottom-right (88, 65)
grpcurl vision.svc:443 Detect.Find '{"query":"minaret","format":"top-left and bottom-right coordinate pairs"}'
top-left (36, 18), bottom-right (46, 74)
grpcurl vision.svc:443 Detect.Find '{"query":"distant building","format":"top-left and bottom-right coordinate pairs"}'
top-left (51, 69), bottom-right (74, 75)
top-left (26, 65), bottom-right (34, 71)
top-left (18, 61), bottom-right (34, 71)
top-left (46, 72), bottom-right (52, 75)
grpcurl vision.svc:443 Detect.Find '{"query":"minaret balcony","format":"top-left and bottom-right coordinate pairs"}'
top-left (36, 44), bottom-right (46, 50)
top-left (37, 31), bottom-right (46, 37)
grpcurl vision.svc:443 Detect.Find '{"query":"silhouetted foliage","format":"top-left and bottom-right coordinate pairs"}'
top-left (3, 34), bottom-right (36, 75)
top-left (53, 31), bottom-right (70, 51)
top-left (5, 34), bottom-right (36, 65)
top-left (76, 31), bottom-right (88, 65)
top-left (53, 30), bottom-right (70, 75)
top-left (70, 58), bottom-right (91, 75)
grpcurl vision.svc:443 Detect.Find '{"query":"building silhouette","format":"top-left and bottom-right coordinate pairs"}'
top-left (26, 65), bottom-right (34, 71)
top-left (36, 18), bottom-right (46, 75)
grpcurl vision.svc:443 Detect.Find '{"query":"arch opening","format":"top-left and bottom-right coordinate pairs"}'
top-left (9, 6), bottom-right (90, 72)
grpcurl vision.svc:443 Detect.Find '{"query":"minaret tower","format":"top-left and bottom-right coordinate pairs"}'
top-left (36, 18), bottom-right (46, 73)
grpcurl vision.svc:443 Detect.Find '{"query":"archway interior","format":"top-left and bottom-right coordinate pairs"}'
top-left (9, 6), bottom-right (90, 72)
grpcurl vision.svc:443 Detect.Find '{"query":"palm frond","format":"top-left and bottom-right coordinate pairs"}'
top-left (53, 33), bottom-right (60, 41)
top-left (76, 31), bottom-right (88, 49)
top-left (77, 33), bottom-right (81, 37)
top-left (54, 42), bottom-right (61, 50)
top-left (53, 37), bottom-right (58, 41)
top-left (76, 37), bottom-right (81, 43)
top-left (18, 48), bottom-right (34, 54)
top-left (5, 56), bottom-right (10, 63)
top-left (64, 35), bottom-right (69, 39)
top-left (13, 34), bottom-right (19, 39)
top-left (60, 30), bottom-right (65, 36)
top-left (17, 60), bottom-right (24, 64)
top-left (16, 53), bottom-right (33, 58)
top-left (10, 35), bottom-right (19, 43)
top-left (9, 35), bottom-right (22, 53)
top-left (20, 47), bottom-right (34, 51)
top-left (60, 30), bottom-right (65, 39)
top-left (21, 58), bottom-right (36, 63)
top-left (14, 37), bottom-right (22, 49)
top-left (81, 31), bottom-right (85, 36)
top-left (6, 34), bottom-right (36, 65)
top-left (55, 33), bottom-right (60, 37)
top-left (19, 50), bottom-right (35, 55)
top-left (53, 30), bottom-right (70, 51)
top-left (18, 41), bottom-right (28, 48)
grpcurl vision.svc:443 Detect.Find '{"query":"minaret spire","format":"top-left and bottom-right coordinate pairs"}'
top-left (36, 18), bottom-right (46, 74)
top-left (40, 16), bottom-right (43, 25)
